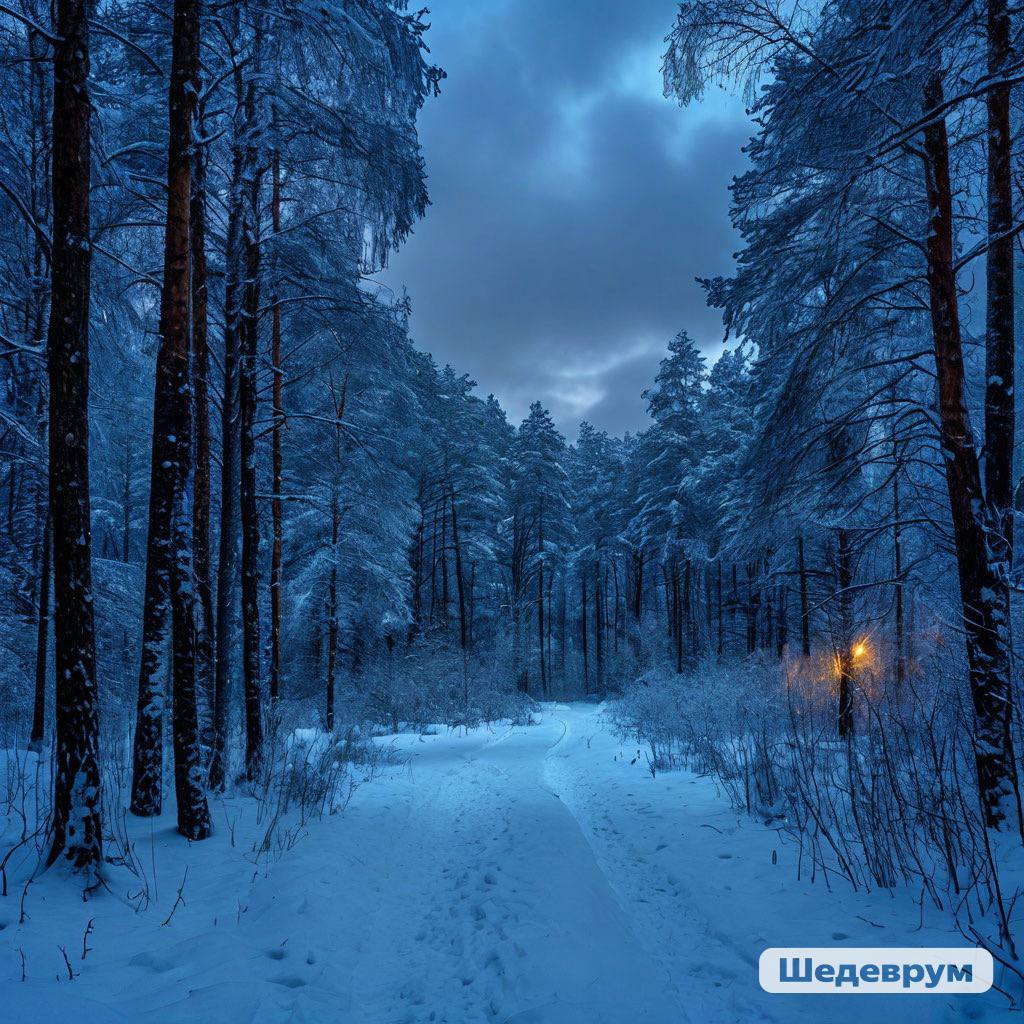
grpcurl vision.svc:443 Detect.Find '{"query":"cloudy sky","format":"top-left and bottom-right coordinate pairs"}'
top-left (379, 0), bottom-right (752, 437)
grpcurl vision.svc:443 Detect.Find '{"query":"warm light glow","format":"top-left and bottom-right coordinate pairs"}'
top-left (852, 641), bottom-right (867, 660)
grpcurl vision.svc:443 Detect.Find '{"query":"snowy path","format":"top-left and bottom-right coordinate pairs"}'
top-left (1, 703), bottom-right (1008, 1022)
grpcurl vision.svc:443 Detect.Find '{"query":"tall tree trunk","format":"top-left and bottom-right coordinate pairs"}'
top-left (662, 563), bottom-right (672, 638)
top-left (797, 534), bottom-right (811, 657)
top-left (892, 439), bottom-right (905, 689)
top-left (130, 54), bottom-right (216, 812)
top-left (191, 107), bottom-right (215, 728)
top-left (683, 559), bottom-right (693, 657)
top-left (673, 566), bottom-right (682, 673)
top-left (208, 88), bottom-right (247, 792)
top-left (985, 0), bottom-right (1015, 579)
top-left (836, 529), bottom-right (854, 738)
top-left (731, 563), bottom-right (739, 649)
top-left (775, 582), bottom-right (787, 659)
top-left (633, 548), bottom-right (643, 621)
top-left (269, 142), bottom-right (283, 703)
top-left (921, 71), bottom-right (1021, 831)
top-left (409, 515), bottom-right (424, 640)
top-left (326, 502), bottom-right (339, 733)
top-left (598, 561), bottom-right (606, 663)
top-left (537, 513), bottom-right (546, 693)
top-left (239, 108), bottom-right (264, 780)
top-left (324, 377), bottom-right (346, 733)
top-left (428, 499), bottom-right (439, 625)
top-left (440, 491), bottom-right (450, 628)
top-left (47, 0), bottom-right (102, 870)
top-left (468, 562), bottom-right (476, 647)
top-left (129, 390), bottom-right (178, 814)
top-left (27, 9), bottom-right (51, 754)
top-left (703, 563), bottom-right (713, 656)
top-left (581, 576), bottom-right (589, 693)
top-left (451, 491), bottom-right (468, 650)
top-left (716, 559), bottom-right (723, 659)
top-left (612, 561), bottom-right (621, 651)
top-left (162, 0), bottom-right (211, 839)
top-left (29, 512), bottom-right (50, 751)
top-left (558, 583), bottom-right (566, 679)
top-left (121, 439), bottom-right (133, 561)
top-left (745, 563), bottom-right (757, 655)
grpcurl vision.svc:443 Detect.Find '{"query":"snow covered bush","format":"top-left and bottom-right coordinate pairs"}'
top-left (335, 640), bottom-right (533, 733)
top-left (615, 651), bottom-right (1024, 991)
top-left (613, 659), bottom-right (791, 816)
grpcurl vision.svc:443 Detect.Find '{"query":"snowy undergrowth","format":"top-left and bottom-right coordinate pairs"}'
top-left (338, 654), bottom-right (536, 734)
top-left (0, 694), bottom-right (541, 1013)
top-left (0, 712), bottom-right (398, 993)
top-left (613, 658), bottom-right (1024, 1007)
top-left (0, 703), bottom-right (1016, 1022)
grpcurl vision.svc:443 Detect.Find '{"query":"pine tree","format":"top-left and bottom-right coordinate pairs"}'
top-left (46, 0), bottom-right (102, 871)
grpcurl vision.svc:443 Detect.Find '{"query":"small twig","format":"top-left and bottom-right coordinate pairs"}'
top-left (58, 944), bottom-right (75, 981)
top-left (19, 876), bottom-right (32, 924)
top-left (856, 914), bottom-right (885, 929)
top-left (161, 867), bottom-right (189, 927)
top-left (81, 918), bottom-right (94, 960)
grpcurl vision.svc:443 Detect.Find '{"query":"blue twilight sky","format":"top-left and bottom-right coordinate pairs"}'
top-left (379, 0), bottom-right (752, 437)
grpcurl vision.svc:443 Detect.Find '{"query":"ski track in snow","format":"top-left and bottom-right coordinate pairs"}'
top-left (0, 703), bottom-right (1014, 1023)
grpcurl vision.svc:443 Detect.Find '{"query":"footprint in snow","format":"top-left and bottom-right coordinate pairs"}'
top-left (128, 951), bottom-right (177, 973)
top-left (270, 975), bottom-right (306, 989)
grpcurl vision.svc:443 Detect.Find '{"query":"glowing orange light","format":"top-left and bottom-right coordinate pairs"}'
top-left (852, 641), bottom-right (867, 660)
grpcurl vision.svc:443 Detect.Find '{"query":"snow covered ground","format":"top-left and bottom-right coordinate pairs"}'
top-left (0, 703), bottom-right (1015, 1022)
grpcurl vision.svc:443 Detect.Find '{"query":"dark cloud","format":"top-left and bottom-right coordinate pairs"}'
top-left (379, 0), bottom-right (751, 436)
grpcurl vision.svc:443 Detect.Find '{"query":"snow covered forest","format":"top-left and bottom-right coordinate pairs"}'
top-left (2, 0), bottom-right (1024, 1020)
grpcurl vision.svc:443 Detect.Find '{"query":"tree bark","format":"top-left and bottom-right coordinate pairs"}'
top-left (581, 575), bottom-right (589, 693)
top-left (921, 71), bottom-right (1021, 831)
top-left (451, 490), bottom-right (468, 650)
top-left (672, 566), bottom-right (682, 673)
top-left (683, 559), bottom-right (693, 657)
top-left (326, 502), bottom-right (339, 733)
top-left (239, 114), bottom-right (264, 781)
top-left (191, 105), bottom-right (215, 728)
top-left (29, 512), bottom-right (50, 751)
top-left (797, 534), bottom-right (810, 657)
top-left (892, 433), bottom-right (905, 690)
top-left (984, 0), bottom-right (1015, 580)
top-left (47, 0), bottom-right (102, 870)
top-left (325, 375), bottom-right (347, 732)
top-left (537, 511), bottom-right (546, 693)
top-left (745, 563), bottom-right (757, 655)
top-left (836, 529), bottom-right (854, 738)
top-left (209, 94), bottom-right (247, 792)
top-left (716, 559), bottom-right (723, 659)
top-left (775, 582), bottom-right (787, 659)
top-left (269, 142), bottom-right (283, 703)
top-left (164, 0), bottom-right (211, 839)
